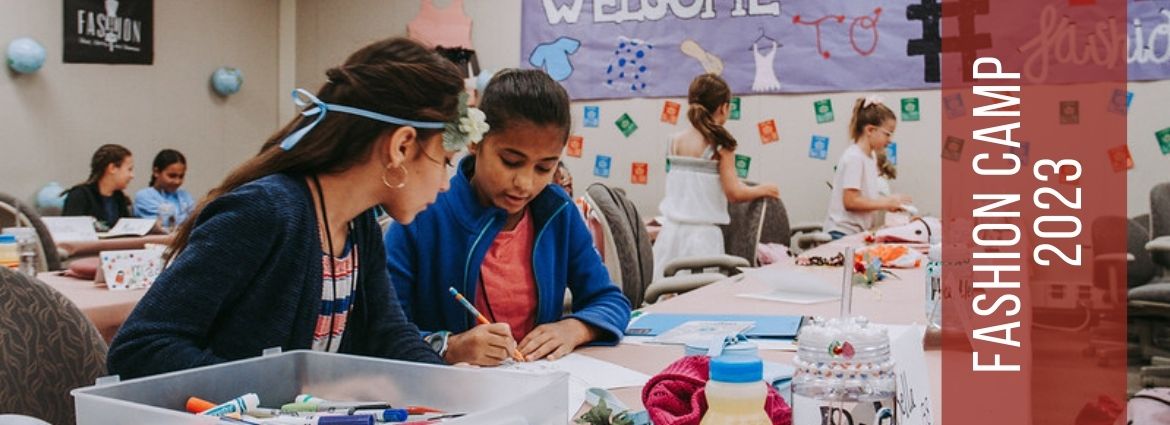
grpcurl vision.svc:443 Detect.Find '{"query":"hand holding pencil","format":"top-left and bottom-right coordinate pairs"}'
top-left (448, 287), bottom-right (527, 364)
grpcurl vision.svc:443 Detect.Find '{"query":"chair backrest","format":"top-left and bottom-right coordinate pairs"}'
top-left (1129, 215), bottom-right (1158, 286)
top-left (586, 183), bottom-right (653, 307)
top-left (758, 197), bottom-right (790, 246)
top-left (0, 268), bottom-right (108, 425)
top-left (1153, 183), bottom-right (1170, 238)
top-left (0, 193), bottom-right (62, 272)
top-left (721, 198), bottom-right (768, 267)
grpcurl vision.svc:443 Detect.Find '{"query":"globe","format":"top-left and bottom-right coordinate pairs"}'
top-left (211, 67), bottom-right (243, 96)
top-left (36, 182), bottom-right (66, 213)
top-left (6, 38), bottom-right (46, 74)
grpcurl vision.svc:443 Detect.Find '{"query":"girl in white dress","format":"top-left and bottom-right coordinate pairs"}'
top-left (653, 74), bottom-right (780, 278)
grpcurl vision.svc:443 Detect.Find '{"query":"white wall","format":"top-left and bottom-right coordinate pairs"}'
top-left (1, 0), bottom-right (280, 205)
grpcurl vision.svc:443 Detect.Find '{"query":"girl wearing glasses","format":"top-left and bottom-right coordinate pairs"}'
top-left (823, 96), bottom-right (913, 240)
top-left (108, 38), bottom-right (474, 379)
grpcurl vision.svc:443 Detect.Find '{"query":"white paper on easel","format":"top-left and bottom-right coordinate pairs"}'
top-left (735, 268), bottom-right (841, 304)
top-left (96, 248), bottom-right (164, 290)
top-left (889, 324), bottom-right (934, 425)
top-left (42, 216), bottom-right (99, 242)
top-left (101, 218), bottom-right (156, 238)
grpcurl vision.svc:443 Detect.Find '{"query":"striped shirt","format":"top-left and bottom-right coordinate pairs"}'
top-left (312, 247), bottom-right (356, 353)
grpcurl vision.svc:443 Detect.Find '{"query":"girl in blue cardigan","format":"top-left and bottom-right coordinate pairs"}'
top-left (108, 38), bottom-right (482, 379)
top-left (386, 70), bottom-right (631, 366)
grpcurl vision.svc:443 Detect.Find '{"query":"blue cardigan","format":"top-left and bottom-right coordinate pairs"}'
top-left (385, 157), bottom-right (631, 343)
top-left (108, 174), bottom-right (441, 379)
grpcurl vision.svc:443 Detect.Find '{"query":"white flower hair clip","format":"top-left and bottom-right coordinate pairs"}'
top-left (442, 92), bottom-right (490, 151)
top-left (862, 95), bottom-right (885, 108)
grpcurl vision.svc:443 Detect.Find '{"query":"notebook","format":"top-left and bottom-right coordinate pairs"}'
top-left (625, 313), bottom-right (804, 339)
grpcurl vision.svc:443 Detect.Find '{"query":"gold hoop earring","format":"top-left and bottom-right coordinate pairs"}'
top-left (382, 164), bottom-right (408, 189)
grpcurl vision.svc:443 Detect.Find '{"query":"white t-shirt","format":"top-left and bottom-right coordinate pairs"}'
top-left (824, 144), bottom-right (882, 234)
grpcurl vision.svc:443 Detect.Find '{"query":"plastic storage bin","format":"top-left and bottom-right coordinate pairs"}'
top-left (72, 350), bottom-right (568, 425)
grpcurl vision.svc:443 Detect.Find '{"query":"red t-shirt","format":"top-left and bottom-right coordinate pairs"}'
top-left (475, 210), bottom-right (538, 342)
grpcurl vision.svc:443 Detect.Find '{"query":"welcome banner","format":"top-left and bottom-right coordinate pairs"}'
top-left (522, 0), bottom-right (1170, 100)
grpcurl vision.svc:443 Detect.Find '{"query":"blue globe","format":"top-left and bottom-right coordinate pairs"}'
top-left (36, 182), bottom-right (66, 212)
top-left (211, 67), bottom-right (243, 96)
top-left (6, 38), bottom-right (46, 74)
top-left (476, 69), bottom-right (496, 94)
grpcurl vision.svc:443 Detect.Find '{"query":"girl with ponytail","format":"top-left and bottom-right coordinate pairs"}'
top-left (108, 37), bottom-right (479, 379)
top-left (652, 74), bottom-right (780, 279)
top-left (822, 95), bottom-right (913, 240)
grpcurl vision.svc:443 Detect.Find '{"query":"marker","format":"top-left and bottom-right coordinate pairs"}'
top-left (259, 414), bottom-right (374, 425)
top-left (280, 402), bottom-right (385, 413)
top-left (448, 286), bottom-right (527, 362)
top-left (201, 393), bottom-right (260, 417)
top-left (187, 396), bottom-right (218, 413)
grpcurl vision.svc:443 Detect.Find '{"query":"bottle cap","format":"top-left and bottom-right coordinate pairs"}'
top-left (709, 354), bottom-right (763, 383)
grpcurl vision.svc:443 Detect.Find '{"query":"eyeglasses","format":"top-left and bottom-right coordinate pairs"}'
top-left (877, 128), bottom-right (894, 138)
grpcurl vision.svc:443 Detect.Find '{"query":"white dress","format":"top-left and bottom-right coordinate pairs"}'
top-left (653, 144), bottom-right (730, 279)
top-left (751, 41), bottom-right (781, 92)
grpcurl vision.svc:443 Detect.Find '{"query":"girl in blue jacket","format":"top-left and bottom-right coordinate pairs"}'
top-left (386, 69), bottom-right (631, 366)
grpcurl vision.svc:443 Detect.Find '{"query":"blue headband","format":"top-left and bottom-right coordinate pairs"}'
top-left (278, 88), bottom-right (447, 151)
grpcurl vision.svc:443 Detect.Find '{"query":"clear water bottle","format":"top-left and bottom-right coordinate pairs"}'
top-left (157, 202), bottom-right (177, 233)
top-left (17, 235), bottom-right (39, 277)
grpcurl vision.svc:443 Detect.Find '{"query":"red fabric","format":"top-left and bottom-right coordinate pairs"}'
top-left (476, 210), bottom-right (538, 342)
top-left (64, 256), bottom-right (100, 280)
top-left (642, 355), bottom-right (792, 425)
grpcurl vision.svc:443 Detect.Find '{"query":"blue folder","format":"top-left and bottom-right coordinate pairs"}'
top-left (625, 313), bottom-right (805, 339)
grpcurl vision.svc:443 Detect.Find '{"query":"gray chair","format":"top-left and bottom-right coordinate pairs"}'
top-left (0, 193), bottom-right (62, 272)
top-left (755, 196), bottom-right (831, 255)
top-left (721, 198), bottom-right (767, 267)
top-left (584, 183), bottom-right (742, 306)
top-left (1129, 183), bottom-right (1170, 387)
top-left (0, 268), bottom-right (108, 425)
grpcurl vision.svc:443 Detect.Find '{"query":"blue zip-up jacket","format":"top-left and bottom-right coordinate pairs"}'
top-left (385, 157), bottom-right (631, 343)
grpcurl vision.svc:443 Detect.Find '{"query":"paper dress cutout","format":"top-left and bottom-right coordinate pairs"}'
top-left (407, 0), bottom-right (473, 48)
top-left (752, 41), bottom-right (782, 92)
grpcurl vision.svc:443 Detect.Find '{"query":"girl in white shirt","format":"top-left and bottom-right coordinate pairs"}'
top-left (823, 96), bottom-right (912, 239)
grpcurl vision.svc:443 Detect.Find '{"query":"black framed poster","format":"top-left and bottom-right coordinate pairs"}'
top-left (63, 0), bottom-right (153, 64)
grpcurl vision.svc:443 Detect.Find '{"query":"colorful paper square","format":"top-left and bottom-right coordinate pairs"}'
top-left (809, 135), bottom-right (829, 160)
top-left (758, 119), bottom-right (779, 145)
top-left (661, 101), bottom-right (680, 125)
top-left (942, 136), bottom-right (965, 161)
top-left (1010, 141), bottom-right (1031, 166)
top-left (1060, 101), bottom-right (1079, 125)
top-left (901, 98), bottom-right (920, 121)
top-left (1155, 127), bottom-right (1170, 155)
top-left (631, 162), bottom-right (649, 185)
top-left (730, 97), bottom-right (741, 120)
top-left (943, 94), bottom-right (965, 119)
top-left (734, 154), bottom-right (751, 178)
top-left (814, 99), bottom-right (834, 124)
top-left (615, 113), bottom-right (638, 137)
top-left (584, 106), bottom-right (600, 128)
top-left (567, 135), bottom-right (584, 158)
top-left (1107, 89), bottom-right (1131, 115)
top-left (886, 142), bottom-right (897, 165)
top-left (1107, 145), bottom-right (1133, 172)
top-left (594, 155), bottom-right (612, 177)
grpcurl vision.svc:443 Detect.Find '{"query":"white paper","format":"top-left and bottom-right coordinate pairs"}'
top-left (735, 268), bottom-right (841, 304)
top-left (888, 324), bottom-right (933, 425)
top-left (102, 218), bottom-right (157, 238)
top-left (42, 216), bottom-right (99, 242)
top-left (496, 353), bottom-right (651, 420)
top-left (622, 336), bottom-right (797, 351)
top-left (652, 321), bottom-right (754, 345)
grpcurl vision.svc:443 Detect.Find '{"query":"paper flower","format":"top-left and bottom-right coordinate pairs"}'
top-left (442, 92), bottom-right (490, 151)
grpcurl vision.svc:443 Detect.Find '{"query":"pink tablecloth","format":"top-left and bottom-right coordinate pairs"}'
top-left (37, 272), bottom-right (148, 343)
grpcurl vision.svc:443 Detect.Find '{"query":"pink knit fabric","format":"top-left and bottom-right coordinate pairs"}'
top-left (642, 355), bottom-right (792, 425)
